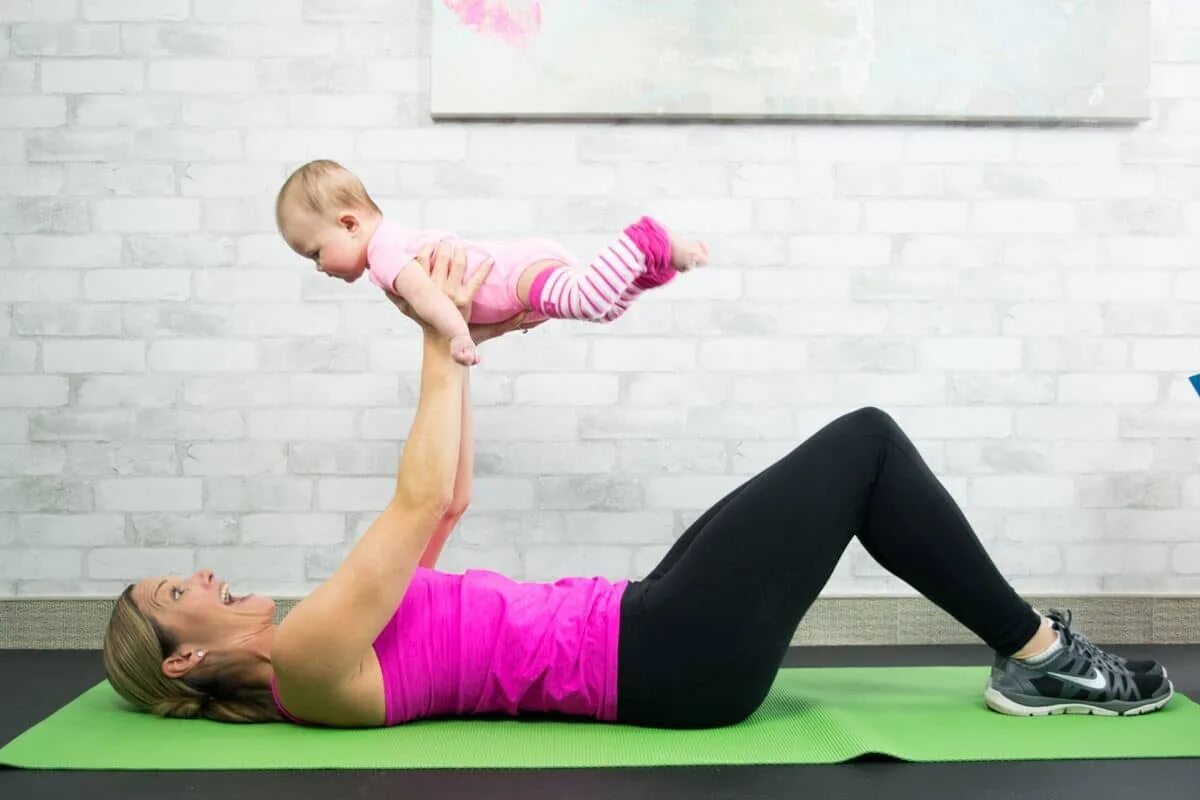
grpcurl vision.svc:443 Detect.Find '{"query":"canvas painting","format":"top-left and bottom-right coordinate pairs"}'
top-left (431, 0), bottom-right (1149, 122)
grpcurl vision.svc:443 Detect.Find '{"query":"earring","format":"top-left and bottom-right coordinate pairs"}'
top-left (197, 650), bottom-right (207, 660)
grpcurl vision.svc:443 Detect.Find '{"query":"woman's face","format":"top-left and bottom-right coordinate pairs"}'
top-left (131, 569), bottom-right (276, 665)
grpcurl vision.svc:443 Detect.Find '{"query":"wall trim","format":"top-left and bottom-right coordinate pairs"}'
top-left (2, 595), bottom-right (1197, 649)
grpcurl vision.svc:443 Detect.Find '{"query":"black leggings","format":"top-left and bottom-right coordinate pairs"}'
top-left (615, 406), bottom-right (1041, 729)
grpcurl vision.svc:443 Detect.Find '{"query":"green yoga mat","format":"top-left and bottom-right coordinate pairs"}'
top-left (3, 667), bottom-right (1199, 770)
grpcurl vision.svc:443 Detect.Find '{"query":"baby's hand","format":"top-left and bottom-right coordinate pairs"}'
top-left (450, 333), bottom-right (479, 366)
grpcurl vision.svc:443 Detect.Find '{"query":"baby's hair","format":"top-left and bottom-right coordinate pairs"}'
top-left (275, 159), bottom-right (381, 233)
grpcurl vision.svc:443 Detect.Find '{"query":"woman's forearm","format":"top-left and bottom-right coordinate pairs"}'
top-left (417, 370), bottom-right (472, 569)
top-left (393, 327), bottom-right (465, 511)
top-left (449, 367), bottom-right (473, 511)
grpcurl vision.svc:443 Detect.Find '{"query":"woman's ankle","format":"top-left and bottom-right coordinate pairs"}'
top-left (1011, 616), bottom-right (1057, 660)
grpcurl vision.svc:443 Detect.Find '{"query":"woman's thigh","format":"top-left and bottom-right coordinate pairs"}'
top-left (617, 407), bottom-right (891, 727)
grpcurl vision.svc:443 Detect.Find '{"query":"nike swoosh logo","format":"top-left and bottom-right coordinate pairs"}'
top-left (1048, 669), bottom-right (1108, 691)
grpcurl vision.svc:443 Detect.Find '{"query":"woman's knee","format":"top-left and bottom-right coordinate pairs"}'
top-left (841, 405), bottom-right (899, 437)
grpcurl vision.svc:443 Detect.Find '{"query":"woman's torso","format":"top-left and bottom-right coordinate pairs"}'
top-left (274, 567), bottom-right (628, 727)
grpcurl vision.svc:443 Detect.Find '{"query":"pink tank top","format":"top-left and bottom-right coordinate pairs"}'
top-left (271, 567), bottom-right (628, 725)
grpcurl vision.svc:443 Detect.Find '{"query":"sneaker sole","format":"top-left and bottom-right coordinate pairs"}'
top-left (984, 680), bottom-right (1174, 717)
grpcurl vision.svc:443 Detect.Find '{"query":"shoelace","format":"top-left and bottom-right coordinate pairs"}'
top-left (1046, 608), bottom-right (1154, 700)
top-left (1047, 608), bottom-right (1125, 671)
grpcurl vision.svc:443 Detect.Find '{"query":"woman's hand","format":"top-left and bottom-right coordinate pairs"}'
top-left (388, 241), bottom-right (547, 344)
top-left (470, 310), bottom-right (547, 345)
top-left (386, 241), bottom-right (486, 333)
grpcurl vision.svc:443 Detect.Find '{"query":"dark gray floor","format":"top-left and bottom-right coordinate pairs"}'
top-left (2, 644), bottom-right (1198, 799)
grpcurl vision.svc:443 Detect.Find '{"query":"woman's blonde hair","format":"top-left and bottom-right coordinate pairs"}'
top-left (102, 585), bottom-right (282, 724)
top-left (275, 158), bottom-right (381, 233)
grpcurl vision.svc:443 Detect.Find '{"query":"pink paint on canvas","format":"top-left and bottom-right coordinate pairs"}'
top-left (443, 0), bottom-right (542, 46)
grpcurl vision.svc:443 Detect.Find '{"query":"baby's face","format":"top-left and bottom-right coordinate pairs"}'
top-left (284, 209), bottom-right (369, 283)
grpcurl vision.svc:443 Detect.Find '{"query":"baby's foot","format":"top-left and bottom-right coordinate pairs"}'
top-left (669, 237), bottom-right (709, 272)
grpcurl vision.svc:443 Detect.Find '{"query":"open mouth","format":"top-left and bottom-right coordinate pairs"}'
top-left (219, 583), bottom-right (251, 605)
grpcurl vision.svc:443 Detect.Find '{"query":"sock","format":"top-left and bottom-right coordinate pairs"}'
top-left (1015, 626), bottom-right (1064, 666)
top-left (528, 217), bottom-right (677, 323)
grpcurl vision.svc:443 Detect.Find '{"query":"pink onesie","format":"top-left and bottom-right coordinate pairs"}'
top-left (365, 217), bottom-right (677, 326)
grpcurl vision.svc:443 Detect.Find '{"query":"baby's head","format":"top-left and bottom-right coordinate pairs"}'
top-left (275, 159), bottom-right (382, 283)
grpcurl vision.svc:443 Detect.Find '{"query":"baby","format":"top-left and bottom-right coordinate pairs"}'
top-left (274, 160), bottom-right (709, 365)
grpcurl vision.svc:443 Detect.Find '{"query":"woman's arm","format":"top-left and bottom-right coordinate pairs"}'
top-left (273, 249), bottom-right (482, 694)
top-left (385, 264), bottom-right (545, 572)
top-left (418, 369), bottom-right (473, 569)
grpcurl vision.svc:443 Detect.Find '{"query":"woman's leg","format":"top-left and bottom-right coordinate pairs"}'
top-left (617, 406), bottom-right (1042, 728)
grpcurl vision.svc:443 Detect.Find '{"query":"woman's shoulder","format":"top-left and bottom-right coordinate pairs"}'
top-left (272, 646), bottom-right (387, 728)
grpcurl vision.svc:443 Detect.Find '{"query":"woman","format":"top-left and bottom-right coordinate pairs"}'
top-left (103, 243), bottom-right (1173, 728)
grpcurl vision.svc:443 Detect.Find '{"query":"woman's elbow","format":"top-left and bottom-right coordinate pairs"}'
top-left (443, 499), bottom-right (469, 519)
top-left (395, 488), bottom-right (455, 518)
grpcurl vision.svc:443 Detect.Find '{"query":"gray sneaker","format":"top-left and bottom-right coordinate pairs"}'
top-left (1042, 608), bottom-right (1166, 680)
top-left (985, 610), bottom-right (1174, 717)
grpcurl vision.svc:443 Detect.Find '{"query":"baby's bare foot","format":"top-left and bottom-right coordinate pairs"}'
top-left (669, 237), bottom-right (709, 272)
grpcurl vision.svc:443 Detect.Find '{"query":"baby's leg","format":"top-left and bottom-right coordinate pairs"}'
top-left (515, 259), bottom-right (563, 309)
top-left (518, 217), bottom-right (679, 323)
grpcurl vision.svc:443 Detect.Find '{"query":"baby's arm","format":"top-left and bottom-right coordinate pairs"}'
top-left (391, 262), bottom-right (478, 365)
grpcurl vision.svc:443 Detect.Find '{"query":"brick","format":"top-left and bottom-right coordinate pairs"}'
top-left (524, 545), bottom-right (631, 582)
top-left (130, 514), bottom-right (238, 546)
top-left (88, 547), bottom-right (194, 580)
top-left (246, 410), bottom-right (354, 441)
top-left (82, 0), bottom-right (188, 21)
top-left (137, 408), bottom-right (244, 440)
top-left (17, 513), bottom-right (125, 546)
top-left (148, 340), bottom-right (256, 372)
top-left (1063, 544), bottom-right (1169, 576)
top-left (593, 339), bottom-right (695, 372)
top-left (1077, 474), bottom-right (1180, 509)
top-left (181, 443), bottom-right (287, 476)
top-left (0, 549), bottom-right (82, 580)
top-left (314, 477), bottom-right (392, 511)
top-left (645, 475), bottom-right (745, 509)
top-left (205, 477), bottom-right (312, 511)
top-left (865, 200), bottom-right (967, 233)
top-left (906, 129), bottom-right (1012, 162)
top-left (29, 410), bottom-right (132, 442)
top-left (360, 129), bottom-right (467, 162)
top-left (66, 443), bottom-right (178, 475)
top-left (0, 444), bottom-right (66, 475)
top-left (27, 130), bottom-right (128, 161)
top-left (0, 165), bottom-right (62, 195)
top-left (513, 374), bottom-right (618, 406)
top-left (41, 59), bottom-right (142, 92)
top-left (0, 340), bottom-right (35, 372)
top-left (0, 377), bottom-right (69, 407)
top-left (0, 198), bottom-right (88, 233)
top-left (94, 199), bottom-right (202, 233)
top-left (970, 476), bottom-right (1075, 508)
top-left (43, 340), bottom-right (145, 373)
top-left (0, 477), bottom-right (91, 511)
top-left (11, 23), bottom-right (119, 55)
top-left (241, 513), bottom-right (343, 545)
top-left (96, 478), bottom-right (202, 511)
top-left (1058, 373), bottom-right (1158, 404)
top-left (972, 201), bottom-right (1077, 233)
top-left (76, 376), bottom-right (177, 407)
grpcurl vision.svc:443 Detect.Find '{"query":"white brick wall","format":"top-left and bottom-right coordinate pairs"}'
top-left (0, 0), bottom-right (1198, 598)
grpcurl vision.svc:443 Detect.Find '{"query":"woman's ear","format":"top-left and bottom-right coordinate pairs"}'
top-left (162, 648), bottom-right (206, 680)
